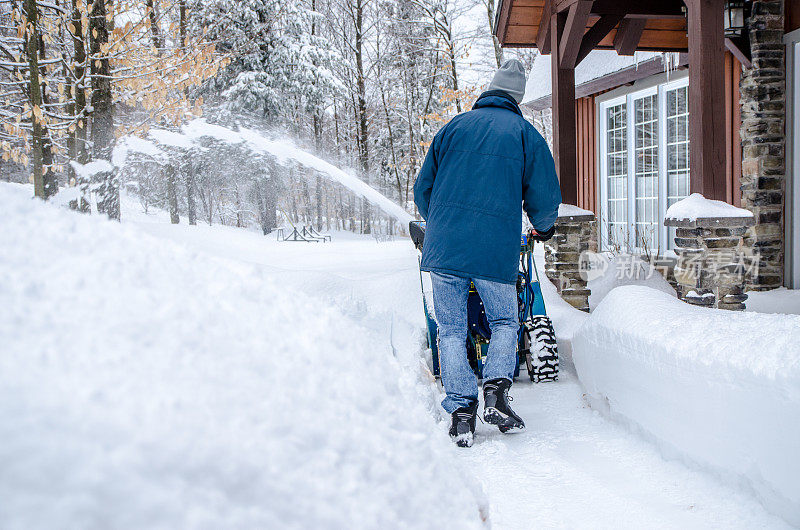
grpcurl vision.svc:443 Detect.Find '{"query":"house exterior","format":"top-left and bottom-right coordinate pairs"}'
top-left (496, 0), bottom-right (800, 291)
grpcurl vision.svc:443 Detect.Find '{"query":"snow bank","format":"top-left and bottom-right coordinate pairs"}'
top-left (533, 246), bottom-right (589, 364)
top-left (0, 183), bottom-right (486, 529)
top-left (665, 193), bottom-right (753, 221)
top-left (572, 286), bottom-right (800, 525)
top-left (586, 253), bottom-right (676, 310)
top-left (746, 287), bottom-right (800, 315)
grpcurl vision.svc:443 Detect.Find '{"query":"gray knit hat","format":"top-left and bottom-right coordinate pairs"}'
top-left (488, 59), bottom-right (526, 104)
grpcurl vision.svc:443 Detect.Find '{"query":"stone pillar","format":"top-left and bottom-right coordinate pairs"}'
top-left (665, 216), bottom-right (756, 310)
top-left (740, 0), bottom-right (786, 290)
top-left (544, 209), bottom-right (596, 312)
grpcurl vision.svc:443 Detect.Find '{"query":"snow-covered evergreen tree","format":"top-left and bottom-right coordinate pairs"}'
top-left (191, 0), bottom-right (341, 130)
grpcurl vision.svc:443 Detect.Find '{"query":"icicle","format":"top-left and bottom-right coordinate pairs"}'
top-left (661, 52), bottom-right (681, 80)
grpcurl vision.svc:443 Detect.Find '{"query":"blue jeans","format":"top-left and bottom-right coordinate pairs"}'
top-left (431, 272), bottom-right (519, 413)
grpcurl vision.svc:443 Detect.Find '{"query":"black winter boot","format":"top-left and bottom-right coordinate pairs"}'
top-left (449, 400), bottom-right (478, 447)
top-left (483, 378), bottom-right (525, 433)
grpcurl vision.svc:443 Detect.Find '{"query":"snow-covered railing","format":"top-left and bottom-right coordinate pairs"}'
top-left (573, 285), bottom-right (800, 525)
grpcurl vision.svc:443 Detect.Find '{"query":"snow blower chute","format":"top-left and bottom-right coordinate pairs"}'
top-left (409, 221), bottom-right (559, 382)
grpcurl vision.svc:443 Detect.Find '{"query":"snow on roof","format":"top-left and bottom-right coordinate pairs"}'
top-left (664, 193), bottom-right (753, 221)
top-left (522, 50), bottom-right (663, 105)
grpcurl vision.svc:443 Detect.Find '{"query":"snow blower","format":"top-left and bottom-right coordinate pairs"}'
top-left (409, 221), bottom-right (559, 383)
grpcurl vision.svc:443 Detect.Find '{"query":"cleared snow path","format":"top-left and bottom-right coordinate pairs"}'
top-left (120, 200), bottom-right (790, 530)
top-left (458, 372), bottom-right (791, 529)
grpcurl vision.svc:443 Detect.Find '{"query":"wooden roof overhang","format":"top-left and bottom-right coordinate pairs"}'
top-left (496, 0), bottom-right (689, 55)
top-left (495, 0), bottom-right (733, 205)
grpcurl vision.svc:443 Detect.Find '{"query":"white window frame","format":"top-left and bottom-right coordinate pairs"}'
top-left (785, 28), bottom-right (800, 288)
top-left (598, 93), bottom-right (628, 251)
top-left (598, 75), bottom-right (690, 254)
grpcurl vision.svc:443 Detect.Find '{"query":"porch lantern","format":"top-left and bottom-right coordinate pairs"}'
top-left (724, 0), bottom-right (747, 39)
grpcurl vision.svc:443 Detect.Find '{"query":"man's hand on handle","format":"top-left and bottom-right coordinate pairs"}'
top-left (528, 226), bottom-right (555, 242)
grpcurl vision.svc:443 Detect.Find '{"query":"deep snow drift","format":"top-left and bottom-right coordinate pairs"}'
top-left (746, 287), bottom-right (800, 315)
top-left (1, 183), bottom-right (793, 529)
top-left (586, 253), bottom-right (676, 311)
top-left (573, 286), bottom-right (800, 525)
top-left (0, 183), bottom-right (485, 529)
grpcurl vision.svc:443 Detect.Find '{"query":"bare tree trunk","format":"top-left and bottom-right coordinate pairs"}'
top-left (23, 0), bottom-right (44, 199)
top-left (146, 0), bottom-right (164, 50)
top-left (166, 165), bottom-right (180, 224)
top-left (354, 0), bottom-right (371, 234)
top-left (484, 0), bottom-right (503, 67)
top-left (313, 113), bottom-right (323, 230)
top-left (90, 0), bottom-right (118, 219)
top-left (263, 175), bottom-right (277, 232)
top-left (379, 79), bottom-right (403, 202)
top-left (37, 27), bottom-right (57, 197)
top-left (447, 42), bottom-right (462, 113)
top-left (325, 182), bottom-right (331, 231)
top-left (185, 160), bottom-right (197, 225)
top-left (235, 184), bottom-right (243, 227)
top-left (69, 0), bottom-right (90, 211)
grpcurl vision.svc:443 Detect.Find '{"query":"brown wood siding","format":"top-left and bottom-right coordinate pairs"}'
top-left (575, 94), bottom-right (598, 213)
top-left (725, 52), bottom-right (743, 207)
top-left (570, 52), bottom-right (742, 214)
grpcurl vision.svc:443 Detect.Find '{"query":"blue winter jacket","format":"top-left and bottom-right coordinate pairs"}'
top-left (413, 90), bottom-right (561, 284)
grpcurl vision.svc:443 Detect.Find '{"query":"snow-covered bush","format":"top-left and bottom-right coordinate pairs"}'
top-left (572, 286), bottom-right (800, 526)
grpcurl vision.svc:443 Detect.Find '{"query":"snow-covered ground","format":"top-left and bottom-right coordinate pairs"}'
top-left (747, 287), bottom-right (800, 315)
top-left (0, 184), bottom-right (485, 529)
top-left (1, 183), bottom-right (793, 529)
top-left (586, 253), bottom-right (676, 311)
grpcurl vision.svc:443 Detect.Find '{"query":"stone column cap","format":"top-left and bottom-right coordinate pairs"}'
top-left (664, 193), bottom-right (754, 228)
top-left (556, 203), bottom-right (595, 222)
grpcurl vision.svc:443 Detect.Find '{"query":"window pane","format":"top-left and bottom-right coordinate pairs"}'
top-left (633, 94), bottom-right (659, 251)
top-left (605, 102), bottom-right (628, 250)
top-left (666, 85), bottom-right (690, 250)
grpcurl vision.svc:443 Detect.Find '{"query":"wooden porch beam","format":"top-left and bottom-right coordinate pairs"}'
top-left (686, 0), bottom-right (727, 200)
top-left (589, 0), bottom-right (685, 18)
top-left (613, 18), bottom-right (647, 55)
top-left (494, 0), bottom-right (513, 44)
top-left (536, 0), bottom-right (552, 53)
top-left (559, 0), bottom-right (594, 68)
top-left (725, 36), bottom-right (752, 69)
top-left (575, 13), bottom-right (623, 65)
top-left (550, 10), bottom-right (579, 204)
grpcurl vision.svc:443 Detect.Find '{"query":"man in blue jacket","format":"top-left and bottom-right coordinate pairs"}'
top-left (414, 59), bottom-right (561, 447)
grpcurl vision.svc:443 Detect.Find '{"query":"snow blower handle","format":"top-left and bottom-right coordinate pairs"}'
top-left (527, 226), bottom-right (555, 243)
